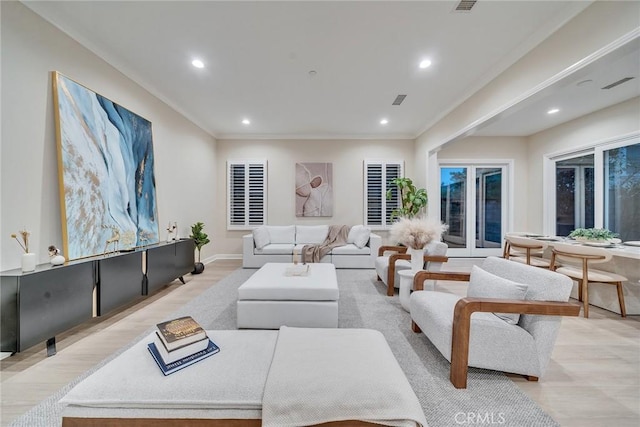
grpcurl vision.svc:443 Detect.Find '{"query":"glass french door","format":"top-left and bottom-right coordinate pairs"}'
top-left (440, 164), bottom-right (507, 257)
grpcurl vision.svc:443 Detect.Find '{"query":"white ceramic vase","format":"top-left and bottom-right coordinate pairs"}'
top-left (50, 255), bottom-right (66, 266)
top-left (21, 252), bottom-right (36, 272)
top-left (409, 248), bottom-right (424, 272)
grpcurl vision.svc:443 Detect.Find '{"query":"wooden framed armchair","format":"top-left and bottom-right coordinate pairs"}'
top-left (375, 241), bottom-right (448, 296)
top-left (409, 256), bottom-right (580, 389)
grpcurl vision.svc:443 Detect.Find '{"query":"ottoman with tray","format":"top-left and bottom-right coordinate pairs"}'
top-left (237, 262), bottom-right (339, 329)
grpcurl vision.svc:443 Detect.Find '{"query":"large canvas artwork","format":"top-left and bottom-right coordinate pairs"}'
top-left (295, 162), bottom-right (333, 217)
top-left (52, 72), bottom-right (159, 260)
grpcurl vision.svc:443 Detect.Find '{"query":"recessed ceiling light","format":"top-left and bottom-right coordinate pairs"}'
top-left (191, 59), bottom-right (205, 69)
top-left (380, 118), bottom-right (389, 125)
top-left (242, 118), bottom-right (251, 125)
top-left (419, 59), bottom-right (432, 69)
top-left (547, 108), bottom-right (560, 115)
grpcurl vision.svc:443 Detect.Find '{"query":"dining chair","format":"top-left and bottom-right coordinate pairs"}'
top-left (549, 242), bottom-right (627, 318)
top-left (504, 235), bottom-right (551, 268)
top-left (501, 232), bottom-right (530, 258)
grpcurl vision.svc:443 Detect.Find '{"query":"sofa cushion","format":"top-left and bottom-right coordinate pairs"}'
top-left (266, 226), bottom-right (296, 244)
top-left (331, 244), bottom-right (371, 255)
top-left (255, 244), bottom-right (295, 255)
top-left (467, 265), bottom-right (529, 325)
top-left (296, 225), bottom-right (329, 245)
top-left (347, 225), bottom-right (371, 249)
top-left (253, 226), bottom-right (271, 250)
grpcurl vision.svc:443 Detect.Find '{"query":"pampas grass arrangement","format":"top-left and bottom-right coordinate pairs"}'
top-left (10, 228), bottom-right (30, 253)
top-left (389, 217), bottom-right (448, 249)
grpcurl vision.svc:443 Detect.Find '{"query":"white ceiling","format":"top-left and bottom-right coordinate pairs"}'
top-left (24, 0), bottom-right (599, 139)
top-left (474, 36), bottom-right (640, 137)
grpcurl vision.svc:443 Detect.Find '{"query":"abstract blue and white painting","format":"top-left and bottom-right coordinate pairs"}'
top-left (53, 72), bottom-right (159, 260)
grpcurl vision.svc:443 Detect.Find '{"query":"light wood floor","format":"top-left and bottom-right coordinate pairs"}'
top-left (1, 259), bottom-right (638, 426)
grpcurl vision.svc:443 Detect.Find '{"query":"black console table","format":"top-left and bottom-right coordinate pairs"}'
top-left (0, 239), bottom-right (195, 354)
top-left (145, 239), bottom-right (195, 295)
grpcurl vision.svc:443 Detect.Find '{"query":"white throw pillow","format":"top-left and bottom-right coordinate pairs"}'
top-left (252, 226), bottom-right (270, 250)
top-left (296, 225), bottom-right (329, 244)
top-left (467, 265), bottom-right (528, 325)
top-left (347, 225), bottom-right (371, 249)
top-left (266, 225), bottom-right (296, 244)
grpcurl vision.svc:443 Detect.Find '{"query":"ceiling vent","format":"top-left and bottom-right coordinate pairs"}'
top-left (601, 77), bottom-right (635, 90)
top-left (392, 95), bottom-right (407, 106)
top-left (454, 0), bottom-right (477, 12)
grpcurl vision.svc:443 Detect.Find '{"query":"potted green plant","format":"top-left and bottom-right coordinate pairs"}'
top-left (386, 177), bottom-right (428, 219)
top-left (569, 227), bottom-right (618, 243)
top-left (189, 222), bottom-right (210, 274)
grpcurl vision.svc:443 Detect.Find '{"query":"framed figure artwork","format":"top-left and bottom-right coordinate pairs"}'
top-left (295, 162), bottom-right (333, 217)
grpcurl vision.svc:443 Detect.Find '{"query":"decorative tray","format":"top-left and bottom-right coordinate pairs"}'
top-left (622, 241), bottom-right (640, 247)
top-left (581, 241), bottom-right (615, 247)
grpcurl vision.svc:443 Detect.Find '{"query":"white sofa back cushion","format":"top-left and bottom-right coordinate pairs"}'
top-left (253, 226), bottom-right (271, 250)
top-left (296, 225), bottom-right (329, 245)
top-left (267, 225), bottom-right (296, 244)
top-left (347, 225), bottom-right (371, 249)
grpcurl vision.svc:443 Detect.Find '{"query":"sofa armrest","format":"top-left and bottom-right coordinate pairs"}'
top-left (449, 297), bottom-right (581, 389)
top-left (242, 234), bottom-right (255, 268)
top-left (368, 233), bottom-right (382, 256)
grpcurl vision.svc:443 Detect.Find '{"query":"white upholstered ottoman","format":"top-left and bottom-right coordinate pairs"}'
top-left (237, 263), bottom-right (339, 329)
top-left (60, 327), bottom-right (427, 427)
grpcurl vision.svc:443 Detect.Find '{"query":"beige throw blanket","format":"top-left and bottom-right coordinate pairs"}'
top-left (302, 224), bottom-right (350, 263)
top-left (262, 326), bottom-right (427, 427)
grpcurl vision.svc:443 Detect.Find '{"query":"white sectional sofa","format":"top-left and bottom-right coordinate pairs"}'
top-left (243, 225), bottom-right (381, 269)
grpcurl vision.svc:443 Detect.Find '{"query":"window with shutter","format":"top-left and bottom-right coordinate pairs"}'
top-left (364, 160), bottom-right (403, 229)
top-left (227, 161), bottom-right (267, 229)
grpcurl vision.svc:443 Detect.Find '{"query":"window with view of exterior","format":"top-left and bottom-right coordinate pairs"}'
top-left (364, 160), bottom-right (403, 228)
top-left (555, 154), bottom-right (594, 236)
top-left (605, 143), bottom-right (640, 241)
top-left (227, 160), bottom-right (267, 229)
top-left (553, 139), bottom-right (639, 241)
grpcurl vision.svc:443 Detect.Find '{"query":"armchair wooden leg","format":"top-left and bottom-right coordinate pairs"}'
top-left (387, 266), bottom-right (395, 296)
top-left (524, 375), bottom-right (539, 382)
top-left (450, 308), bottom-right (472, 389)
top-left (411, 321), bottom-right (421, 333)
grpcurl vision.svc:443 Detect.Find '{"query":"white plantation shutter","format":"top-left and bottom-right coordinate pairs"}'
top-left (364, 160), bottom-right (403, 228)
top-left (228, 161), bottom-right (267, 229)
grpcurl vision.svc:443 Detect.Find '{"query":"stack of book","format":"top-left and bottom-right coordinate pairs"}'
top-left (147, 315), bottom-right (220, 375)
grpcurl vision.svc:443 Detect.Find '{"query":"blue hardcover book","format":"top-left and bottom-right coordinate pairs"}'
top-left (147, 339), bottom-right (220, 375)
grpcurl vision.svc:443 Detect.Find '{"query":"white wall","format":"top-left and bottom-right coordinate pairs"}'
top-left (215, 139), bottom-right (415, 255)
top-left (0, 2), bottom-right (217, 270)
top-left (527, 97), bottom-right (640, 232)
top-left (414, 1), bottom-right (640, 217)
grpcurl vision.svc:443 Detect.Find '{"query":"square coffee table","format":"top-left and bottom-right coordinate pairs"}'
top-left (237, 263), bottom-right (339, 329)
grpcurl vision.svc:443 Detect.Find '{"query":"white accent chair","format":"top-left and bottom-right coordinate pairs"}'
top-left (375, 241), bottom-right (448, 296)
top-left (409, 256), bottom-right (580, 388)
